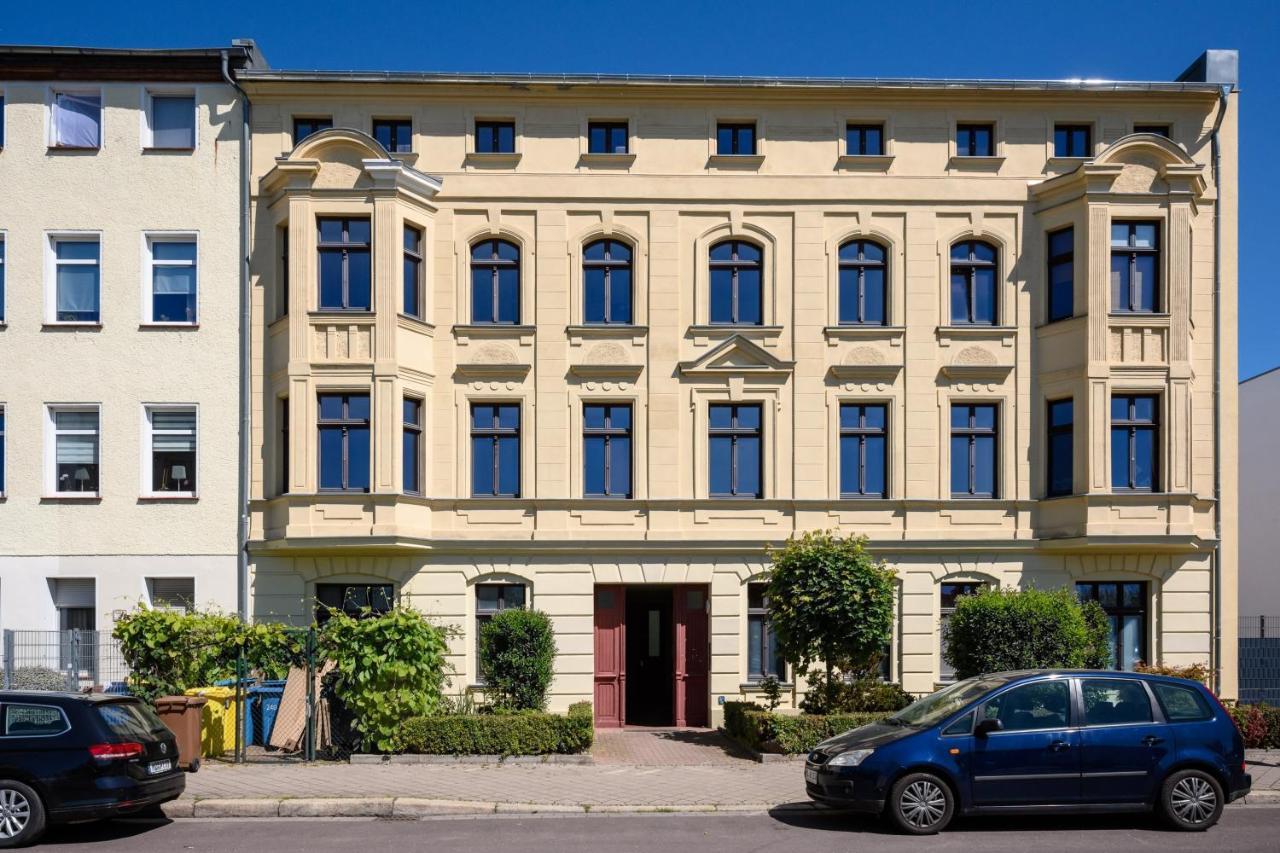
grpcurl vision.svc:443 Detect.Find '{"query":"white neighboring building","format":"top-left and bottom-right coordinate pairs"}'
top-left (1240, 367), bottom-right (1280, 623)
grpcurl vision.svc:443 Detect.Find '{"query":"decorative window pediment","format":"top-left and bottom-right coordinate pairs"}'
top-left (677, 334), bottom-right (794, 378)
top-left (261, 128), bottom-right (443, 201)
top-left (1031, 134), bottom-right (1205, 202)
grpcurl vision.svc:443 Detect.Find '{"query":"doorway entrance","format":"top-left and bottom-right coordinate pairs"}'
top-left (625, 587), bottom-right (673, 725)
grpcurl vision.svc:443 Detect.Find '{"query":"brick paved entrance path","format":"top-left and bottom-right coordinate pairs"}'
top-left (592, 729), bottom-right (755, 765)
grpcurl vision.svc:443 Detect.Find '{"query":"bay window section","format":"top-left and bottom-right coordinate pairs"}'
top-left (317, 218), bottom-right (371, 311)
top-left (1110, 222), bottom-right (1159, 313)
top-left (403, 225), bottom-right (423, 318)
top-left (1047, 227), bottom-right (1073, 323)
top-left (1111, 394), bottom-right (1158, 491)
top-left (317, 393), bottom-right (370, 492)
top-left (1046, 399), bottom-right (1073, 498)
top-left (402, 397), bottom-right (422, 495)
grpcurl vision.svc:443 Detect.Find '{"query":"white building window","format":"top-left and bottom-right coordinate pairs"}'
top-left (144, 406), bottom-right (196, 495)
top-left (147, 578), bottom-right (195, 612)
top-left (145, 92), bottom-right (195, 149)
top-left (145, 236), bottom-right (197, 324)
top-left (51, 90), bottom-right (101, 149)
top-left (0, 404), bottom-right (6, 496)
top-left (0, 234), bottom-right (6, 323)
top-left (49, 236), bottom-right (100, 324)
top-left (47, 406), bottom-right (100, 495)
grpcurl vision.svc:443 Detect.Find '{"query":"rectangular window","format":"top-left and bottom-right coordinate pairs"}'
top-left (747, 583), bottom-right (785, 681)
top-left (476, 583), bottom-right (526, 681)
top-left (146, 236), bottom-right (197, 324)
top-left (52, 237), bottom-right (101, 323)
top-left (317, 218), bottom-right (372, 311)
top-left (475, 120), bottom-right (515, 154)
top-left (716, 122), bottom-right (756, 156)
top-left (1046, 399), bottom-right (1073, 498)
top-left (277, 225), bottom-right (289, 318)
top-left (0, 405), bottom-right (5, 495)
top-left (403, 397), bottom-right (422, 495)
top-left (1110, 221), bottom-right (1160, 313)
top-left (146, 406), bottom-right (196, 495)
top-left (147, 93), bottom-right (195, 149)
top-left (147, 578), bottom-right (195, 613)
top-left (52, 579), bottom-right (95, 634)
top-left (1, 236), bottom-right (6, 322)
top-left (839, 403), bottom-right (887, 498)
top-left (845, 123), bottom-right (884, 156)
top-left (950, 404), bottom-right (998, 498)
top-left (1134, 124), bottom-right (1171, 138)
top-left (0, 94), bottom-right (4, 148)
top-left (1047, 227), bottom-right (1074, 323)
top-left (279, 396), bottom-right (290, 496)
top-left (52, 90), bottom-right (101, 148)
top-left (317, 393), bottom-right (370, 492)
top-left (709, 403), bottom-right (762, 498)
top-left (1053, 124), bottom-right (1092, 157)
top-left (940, 582), bottom-right (983, 682)
top-left (471, 403), bottom-right (520, 497)
top-left (403, 225), bottom-right (423, 318)
top-left (1111, 394), bottom-right (1158, 491)
top-left (292, 116), bottom-right (332, 145)
top-left (1077, 582), bottom-right (1147, 670)
top-left (955, 123), bottom-right (994, 157)
top-left (588, 121), bottom-right (629, 154)
top-left (51, 407), bottom-right (99, 494)
top-left (315, 583), bottom-right (393, 623)
top-left (583, 403), bottom-right (632, 498)
top-left (372, 118), bottom-right (412, 153)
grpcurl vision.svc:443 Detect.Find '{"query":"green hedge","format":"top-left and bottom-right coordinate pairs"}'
top-left (724, 701), bottom-right (885, 754)
top-left (400, 702), bottom-right (593, 755)
top-left (1230, 704), bottom-right (1280, 749)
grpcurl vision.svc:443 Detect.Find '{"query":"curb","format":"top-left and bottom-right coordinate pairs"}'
top-left (350, 754), bottom-right (593, 766)
top-left (163, 798), bottom-right (833, 819)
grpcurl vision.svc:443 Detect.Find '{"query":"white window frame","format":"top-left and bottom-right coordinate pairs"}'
top-left (0, 403), bottom-right (6, 498)
top-left (142, 232), bottom-right (199, 325)
top-left (45, 232), bottom-right (102, 326)
top-left (141, 87), bottom-right (197, 151)
top-left (0, 230), bottom-right (6, 324)
top-left (140, 404), bottom-right (198, 498)
top-left (47, 87), bottom-right (103, 150)
top-left (44, 404), bottom-right (101, 498)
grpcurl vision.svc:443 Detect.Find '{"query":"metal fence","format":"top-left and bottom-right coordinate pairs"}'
top-left (1240, 616), bottom-right (1280, 705)
top-left (2, 629), bottom-right (130, 692)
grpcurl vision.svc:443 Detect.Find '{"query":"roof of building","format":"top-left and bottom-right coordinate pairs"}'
top-left (0, 39), bottom-right (266, 82)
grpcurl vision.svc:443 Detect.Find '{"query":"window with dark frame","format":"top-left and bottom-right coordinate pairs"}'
top-left (1134, 124), bottom-right (1171, 138)
top-left (839, 403), bottom-right (887, 498)
top-left (403, 225), bottom-right (423, 318)
top-left (1047, 227), bottom-right (1074, 323)
top-left (583, 239), bottom-right (633, 325)
top-left (1046, 399), bottom-right (1073, 498)
top-left (317, 218), bottom-right (372, 311)
top-left (837, 239), bottom-right (887, 325)
top-left (317, 393), bottom-right (370, 492)
top-left (279, 396), bottom-right (289, 496)
top-left (1111, 394), bottom-right (1158, 492)
top-left (475, 583), bottom-right (526, 682)
top-left (475, 120), bottom-right (515, 154)
top-left (949, 240), bottom-right (998, 325)
top-left (373, 118), bottom-right (412, 153)
top-left (708, 240), bottom-right (763, 325)
top-left (0, 237), bottom-right (5, 323)
top-left (588, 121), bottom-right (629, 154)
top-left (292, 116), bottom-right (332, 145)
top-left (470, 239), bottom-right (520, 324)
top-left (278, 225), bottom-right (289, 318)
top-left (950, 404), bottom-right (998, 498)
top-left (583, 403), bottom-right (632, 498)
top-left (315, 583), bottom-right (393, 623)
top-left (1110, 221), bottom-right (1160, 313)
top-left (1053, 124), bottom-right (1092, 157)
top-left (716, 122), bottom-right (756, 156)
top-left (403, 397), bottom-right (423, 495)
top-left (709, 403), bottom-right (762, 498)
top-left (1076, 581), bottom-right (1147, 670)
top-left (471, 403), bottom-right (520, 497)
top-left (955, 123), bottom-right (994, 157)
top-left (747, 583), bottom-right (786, 682)
top-left (940, 582), bottom-right (984, 681)
top-left (845, 123), bottom-right (884, 156)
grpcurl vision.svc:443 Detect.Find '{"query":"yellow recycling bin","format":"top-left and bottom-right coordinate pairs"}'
top-left (183, 687), bottom-right (239, 757)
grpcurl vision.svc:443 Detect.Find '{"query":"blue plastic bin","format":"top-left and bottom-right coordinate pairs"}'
top-left (245, 681), bottom-right (287, 746)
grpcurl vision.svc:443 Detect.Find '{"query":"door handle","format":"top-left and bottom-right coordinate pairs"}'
top-left (1142, 735), bottom-right (1165, 746)
top-left (1049, 740), bottom-right (1071, 752)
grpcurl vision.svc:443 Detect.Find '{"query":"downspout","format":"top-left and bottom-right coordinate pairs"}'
top-left (1209, 84), bottom-right (1228, 695)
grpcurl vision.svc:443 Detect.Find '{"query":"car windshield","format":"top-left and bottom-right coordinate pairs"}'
top-left (889, 676), bottom-right (1009, 727)
top-left (97, 702), bottom-right (169, 739)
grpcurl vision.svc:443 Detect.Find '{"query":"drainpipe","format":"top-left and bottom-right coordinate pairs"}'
top-left (1209, 85), bottom-right (1228, 695)
top-left (222, 50), bottom-right (252, 625)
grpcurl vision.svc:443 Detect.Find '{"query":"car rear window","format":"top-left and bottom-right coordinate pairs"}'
top-left (1152, 683), bottom-right (1213, 722)
top-left (3, 704), bottom-right (69, 737)
top-left (97, 702), bottom-right (169, 739)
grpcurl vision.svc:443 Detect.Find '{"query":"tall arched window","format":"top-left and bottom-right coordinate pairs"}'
top-left (470, 239), bottom-right (520, 324)
top-left (838, 239), bottom-right (887, 325)
top-left (583, 239), bottom-right (632, 325)
top-left (709, 240), bottom-right (762, 325)
top-left (949, 240), bottom-right (998, 325)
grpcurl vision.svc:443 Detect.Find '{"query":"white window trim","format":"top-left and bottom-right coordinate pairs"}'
top-left (44, 231), bottom-right (102, 326)
top-left (44, 403), bottom-right (101, 498)
top-left (0, 403), bottom-right (6, 498)
top-left (141, 232), bottom-right (199, 325)
top-left (46, 86), bottom-right (103, 150)
top-left (140, 86), bottom-right (198, 151)
top-left (0, 229), bottom-right (7, 325)
top-left (140, 403), bottom-right (199, 499)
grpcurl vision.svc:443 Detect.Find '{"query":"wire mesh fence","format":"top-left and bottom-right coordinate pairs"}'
top-left (2, 629), bottom-right (129, 692)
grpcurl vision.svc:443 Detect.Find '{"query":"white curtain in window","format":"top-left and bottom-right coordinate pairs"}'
top-left (152, 410), bottom-right (196, 451)
top-left (54, 93), bottom-right (101, 147)
top-left (153, 265), bottom-right (194, 295)
top-left (56, 266), bottom-right (100, 315)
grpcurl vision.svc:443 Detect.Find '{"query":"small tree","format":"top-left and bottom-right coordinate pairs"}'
top-left (943, 586), bottom-right (1112, 679)
top-left (480, 609), bottom-right (556, 711)
top-left (765, 532), bottom-right (896, 711)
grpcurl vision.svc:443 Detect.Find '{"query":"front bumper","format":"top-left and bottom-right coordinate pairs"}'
top-left (805, 762), bottom-right (885, 814)
top-left (48, 771), bottom-right (186, 822)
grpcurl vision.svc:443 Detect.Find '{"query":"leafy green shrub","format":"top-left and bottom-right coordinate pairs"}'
top-left (319, 607), bottom-right (450, 754)
top-left (799, 675), bottom-right (913, 715)
top-left (400, 702), bottom-right (593, 755)
top-left (943, 586), bottom-right (1111, 680)
top-left (480, 608), bottom-right (556, 711)
top-left (723, 702), bottom-right (886, 754)
top-left (5, 668), bottom-right (71, 691)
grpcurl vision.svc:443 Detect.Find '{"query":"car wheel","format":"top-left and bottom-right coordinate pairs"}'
top-left (1160, 769), bottom-right (1224, 831)
top-left (885, 772), bottom-right (955, 835)
top-left (0, 780), bottom-right (45, 849)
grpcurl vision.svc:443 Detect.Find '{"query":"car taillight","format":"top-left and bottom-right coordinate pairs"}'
top-left (89, 742), bottom-right (144, 761)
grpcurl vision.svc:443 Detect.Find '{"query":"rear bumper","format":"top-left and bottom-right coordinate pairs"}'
top-left (1228, 773), bottom-right (1252, 803)
top-left (48, 772), bottom-right (185, 822)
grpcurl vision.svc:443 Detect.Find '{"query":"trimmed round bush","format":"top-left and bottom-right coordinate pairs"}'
top-left (480, 609), bottom-right (556, 711)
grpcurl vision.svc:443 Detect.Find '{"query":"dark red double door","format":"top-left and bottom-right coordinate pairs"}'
top-left (594, 585), bottom-right (709, 728)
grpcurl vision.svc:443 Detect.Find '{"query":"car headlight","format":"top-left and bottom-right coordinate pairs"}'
top-left (826, 749), bottom-right (873, 767)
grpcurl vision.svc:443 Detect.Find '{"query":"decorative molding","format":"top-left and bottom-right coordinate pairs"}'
top-left (677, 334), bottom-right (794, 378)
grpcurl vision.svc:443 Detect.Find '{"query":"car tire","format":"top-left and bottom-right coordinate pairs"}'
top-left (1159, 769), bottom-right (1224, 831)
top-left (0, 780), bottom-right (46, 849)
top-left (885, 772), bottom-right (955, 835)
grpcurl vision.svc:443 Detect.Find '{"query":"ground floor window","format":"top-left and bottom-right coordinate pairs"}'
top-left (1076, 581), bottom-right (1147, 670)
top-left (476, 583), bottom-right (526, 683)
top-left (939, 581), bottom-right (984, 682)
top-left (746, 583), bottom-right (785, 682)
top-left (314, 583), bottom-right (393, 623)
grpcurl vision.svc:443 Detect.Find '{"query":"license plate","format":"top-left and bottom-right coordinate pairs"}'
top-left (805, 768), bottom-right (819, 785)
top-left (147, 760), bottom-right (172, 775)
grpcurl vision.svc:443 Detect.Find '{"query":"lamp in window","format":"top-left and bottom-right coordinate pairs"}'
top-left (74, 468), bottom-right (91, 491)
top-left (169, 464), bottom-right (188, 491)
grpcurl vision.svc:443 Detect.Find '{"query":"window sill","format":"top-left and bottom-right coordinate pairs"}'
top-left (464, 151), bottom-right (521, 168)
top-left (707, 153), bottom-right (764, 169)
top-left (741, 681), bottom-right (794, 690)
top-left (452, 323), bottom-right (536, 339)
top-left (310, 310), bottom-right (375, 319)
top-left (140, 322), bottom-right (199, 330)
top-left (41, 494), bottom-right (101, 502)
top-left (139, 494), bottom-right (199, 502)
top-left (143, 146), bottom-right (195, 153)
top-left (578, 152), bottom-right (637, 168)
top-left (42, 323), bottom-right (102, 331)
top-left (948, 155), bottom-right (1005, 170)
top-left (397, 313), bottom-right (436, 333)
top-left (48, 145), bottom-right (100, 152)
top-left (1046, 155), bottom-right (1091, 168)
top-left (566, 323), bottom-right (648, 336)
top-left (836, 154), bottom-right (894, 170)
top-left (935, 324), bottom-right (1017, 336)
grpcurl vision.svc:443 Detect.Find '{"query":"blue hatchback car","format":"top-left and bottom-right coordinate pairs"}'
top-left (805, 670), bottom-right (1250, 834)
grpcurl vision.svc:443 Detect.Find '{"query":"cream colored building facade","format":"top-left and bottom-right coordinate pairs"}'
top-left (242, 54), bottom-right (1239, 723)
top-left (0, 46), bottom-right (255, 640)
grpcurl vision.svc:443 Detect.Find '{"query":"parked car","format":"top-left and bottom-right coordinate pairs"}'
top-left (805, 670), bottom-right (1250, 834)
top-left (0, 691), bottom-right (185, 847)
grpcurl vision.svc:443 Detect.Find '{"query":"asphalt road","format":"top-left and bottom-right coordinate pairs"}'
top-left (39, 808), bottom-right (1280, 851)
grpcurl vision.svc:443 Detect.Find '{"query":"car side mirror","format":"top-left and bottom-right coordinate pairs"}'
top-left (975, 718), bottom-right (1003, 737)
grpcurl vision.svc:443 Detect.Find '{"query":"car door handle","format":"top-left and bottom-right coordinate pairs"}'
top-left (1142, 735), bottom-right (1165, 746)
top-left (1049, 740), bottom-right (1072, 752)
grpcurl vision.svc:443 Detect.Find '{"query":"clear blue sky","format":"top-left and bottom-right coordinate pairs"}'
top-left (4, 0), bottom-right (1276, 377)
